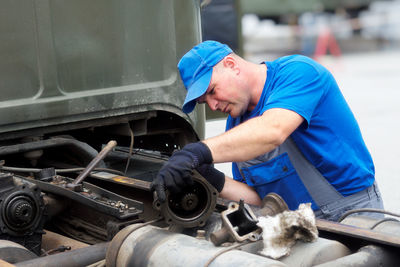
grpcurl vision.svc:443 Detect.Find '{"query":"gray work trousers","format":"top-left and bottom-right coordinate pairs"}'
top-left (314, 182), bottom-right (384, 222)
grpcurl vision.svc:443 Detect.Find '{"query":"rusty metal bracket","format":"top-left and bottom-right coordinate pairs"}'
top-left (210, 199), bottom-right (261, 246)
top-left (210, 193), bottom-right (289, 246)
top-left (317, 219), bottom-right (400, 248)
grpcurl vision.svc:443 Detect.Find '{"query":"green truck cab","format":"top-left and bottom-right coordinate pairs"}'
top-left (0, 1), bottom-right (206, 260)
top-left (0, 0), bottom-right (204, 154)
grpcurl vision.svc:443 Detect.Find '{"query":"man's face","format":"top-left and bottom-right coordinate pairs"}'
top-left (197, 60), bottom-right (250, 118)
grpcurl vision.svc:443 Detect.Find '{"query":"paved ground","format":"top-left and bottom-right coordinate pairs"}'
top-left (205, 48), bottom-right (400, 212)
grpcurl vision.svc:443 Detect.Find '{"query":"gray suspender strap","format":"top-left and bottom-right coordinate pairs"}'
top-left (280, 137), bottom-right (343, 207)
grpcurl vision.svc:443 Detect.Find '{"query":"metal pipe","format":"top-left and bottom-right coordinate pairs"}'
top-left (315, 245), bottom-right (400, 267)
top-left (257, 192), bottom-right (289, 217)
top-left (209, 227), bottom-right (232, 246)
top-left (71, 140), bottom-right (117, 185)
top-left (106, 224), bottom-right (285, 267)
top-left (15, 242), bottom-right (108, 267)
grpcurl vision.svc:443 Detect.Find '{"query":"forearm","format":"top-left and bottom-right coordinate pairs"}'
top-left (203, 116), bottom-right (279, 163)
top-left (219, 176), bottom-right (262, 206)
top-left (203, 108), bottom-right (303, 163)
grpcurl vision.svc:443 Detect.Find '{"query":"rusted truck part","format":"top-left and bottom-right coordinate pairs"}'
top-left (211, 193), bottom-right (288, 246)
top-left (106, 223), bottom-right (285, 267)
top-left (153, 171), bottom-right (218, 228)
top-left (0, 173), bottom-right (45, 255)
top-left (316, 218), bottom-right (400, 248)
top-left (210, 199), bottom-right (261, 246)
top-left (105, 223), bottom-right (353, 267)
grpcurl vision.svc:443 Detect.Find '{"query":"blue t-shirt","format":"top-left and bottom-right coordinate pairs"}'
top-left (227, 55), bottom-right (374, 196)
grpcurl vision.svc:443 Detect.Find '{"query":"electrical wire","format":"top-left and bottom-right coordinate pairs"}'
top-left (338, 208), bottom-right (400, 222)
top-left (370, 217), bottom-right (400, 230)
top-left (124, 123), bottom-right (134, 175)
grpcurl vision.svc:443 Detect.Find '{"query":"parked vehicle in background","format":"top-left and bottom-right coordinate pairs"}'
top-left (240, 0), bottom-right (377, 21)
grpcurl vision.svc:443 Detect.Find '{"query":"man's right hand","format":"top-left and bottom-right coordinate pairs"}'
top-left (150, 142), bottom-right (213, 202)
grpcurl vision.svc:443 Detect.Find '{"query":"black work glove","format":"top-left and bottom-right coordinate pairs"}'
top-left (195, 163), bottom-right (225, 193)
top-left (151, 142), bottom-right (213, 202)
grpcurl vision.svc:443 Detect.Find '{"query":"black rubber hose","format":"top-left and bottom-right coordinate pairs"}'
top-left (0, 137), bottom-right (106, 168)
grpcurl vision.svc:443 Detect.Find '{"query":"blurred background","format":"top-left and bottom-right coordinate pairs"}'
top-left (200, 0), bottom-right (400, 212)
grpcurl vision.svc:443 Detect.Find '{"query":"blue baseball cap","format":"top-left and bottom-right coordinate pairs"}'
top-left (178, 41), bottom-right (232, 113)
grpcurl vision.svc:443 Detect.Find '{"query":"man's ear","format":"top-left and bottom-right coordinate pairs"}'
top-left (223, 55), bottom-right (240, 74)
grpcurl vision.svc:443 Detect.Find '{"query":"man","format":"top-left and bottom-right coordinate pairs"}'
top-left (151, 40), bottom-right (384, 221)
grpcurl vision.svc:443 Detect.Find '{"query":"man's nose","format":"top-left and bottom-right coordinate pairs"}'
top-left (207, 98), bottom-right (219, 111)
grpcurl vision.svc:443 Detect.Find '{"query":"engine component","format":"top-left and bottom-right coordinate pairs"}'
top-left (105, 224), bottom-right (285, 267)
top-left (153, 171), bottom-right (218, 228)
top-left (210, 199), bottom-right (260, 246)
top-left (210, 193), bottom-right (288, 246)
top-left (23, 175), bottom-right (143, 220)
top-left (34, 168), bottom-right (56, 182)
top-left (0, 173), bottom-right (45, 255)
top-left (256, 192), bottom-right (289, 217)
